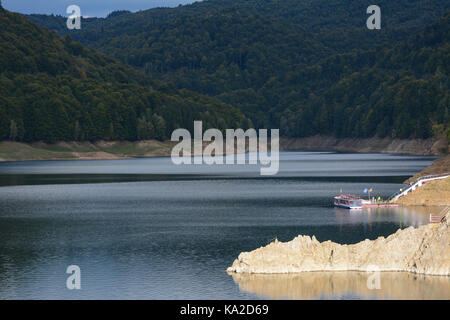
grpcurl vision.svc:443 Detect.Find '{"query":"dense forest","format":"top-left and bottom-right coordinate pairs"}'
top-left (277, 12), bottom-right (450, 139)
top-left (26, 0), bottom-right (450, 141)
top-left (0, 6), bottom-right (248, 142)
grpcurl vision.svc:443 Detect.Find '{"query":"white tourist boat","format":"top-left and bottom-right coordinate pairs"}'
top-left (334, 193), bottom-right (363, 209)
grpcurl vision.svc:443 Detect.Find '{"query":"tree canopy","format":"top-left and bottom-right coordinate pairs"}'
top-left (0, 8), bottom-right (248, 142)
top-left (17, 0), bottom-right (450, 140)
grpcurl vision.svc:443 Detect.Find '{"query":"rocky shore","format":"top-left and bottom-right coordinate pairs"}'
top-left (280, 136), bottom-right (448, 156)
top-left (0, 140), bottom-right (175, 162)
top-left (227, 210), bottom-right (450, 276)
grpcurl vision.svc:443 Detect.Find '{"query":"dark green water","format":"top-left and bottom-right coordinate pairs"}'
top-left (0, 152), bottom-right (447, 299)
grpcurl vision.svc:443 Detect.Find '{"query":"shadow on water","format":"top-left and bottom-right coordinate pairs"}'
top-left (0, 174), bottom-right (412, 187)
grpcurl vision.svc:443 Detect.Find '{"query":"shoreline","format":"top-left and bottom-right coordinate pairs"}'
top-left (280, 135), bottom-right (447, 156)
top-left (0, 136), bottom-right (447, 163)
top-left (0, 140), bottom-right (176, 163)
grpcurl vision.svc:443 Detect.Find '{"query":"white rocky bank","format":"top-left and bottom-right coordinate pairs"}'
top-left (227, 211), bottom-right (450, 276)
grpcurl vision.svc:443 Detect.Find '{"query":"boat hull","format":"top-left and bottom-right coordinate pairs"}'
top-left (334, 203), bottom-right (362, 209)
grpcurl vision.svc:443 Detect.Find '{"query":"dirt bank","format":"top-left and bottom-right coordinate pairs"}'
top-left (0, 135), bottom-right (448, 162)
top-left (280, 136), bottom-right (448, 155)
top-left (0, 140), bottom-right (175, 162)
top-left (397, 177), bottom-right (450, 206)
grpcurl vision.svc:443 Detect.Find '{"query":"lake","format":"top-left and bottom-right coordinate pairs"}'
top-left (0, 152), bottom-right (448, 300)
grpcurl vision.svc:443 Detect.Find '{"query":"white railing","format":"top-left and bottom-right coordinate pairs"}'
top-left (392, 172), bottom-right (450, 201)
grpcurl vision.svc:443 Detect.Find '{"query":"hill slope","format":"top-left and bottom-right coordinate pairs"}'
top-left (0, 7), bottom-right (248, 143)
top-left (27, 0), bottom-right (450, 140)
top-left (277, 12), bottom-right (450, 139)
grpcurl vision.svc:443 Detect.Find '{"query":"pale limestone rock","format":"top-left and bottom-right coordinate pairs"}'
top-left (227, 211), bottom-right (449, 276)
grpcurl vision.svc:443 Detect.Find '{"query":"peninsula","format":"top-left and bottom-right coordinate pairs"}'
top-left (227, 207), bottom-right (449, 275)
top-left (227, 161), bottom-right (450, 276)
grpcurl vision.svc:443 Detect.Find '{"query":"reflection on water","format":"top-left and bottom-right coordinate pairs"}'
top-left (231, 272), bottom-right (450, 300)
top-left (334, 206), bottom-right (438, 230)
top-left (0, 152), bottom-right (436, 186)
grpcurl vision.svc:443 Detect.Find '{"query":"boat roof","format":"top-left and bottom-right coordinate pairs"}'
top-left (335, 194), bottom-right (362, 200)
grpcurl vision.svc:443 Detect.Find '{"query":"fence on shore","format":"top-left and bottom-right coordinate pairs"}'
top-left (388, 172), bottom-right (450, 202)
top-left (429, 205), bottom-right (449, 223)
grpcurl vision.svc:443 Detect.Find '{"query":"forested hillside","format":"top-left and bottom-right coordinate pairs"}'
top-left (277, 12), bottom-right (450, 139)
top-left (26, 0), bottom-right (450, 141)
top-left (0, 7), bottom-right (248, 142)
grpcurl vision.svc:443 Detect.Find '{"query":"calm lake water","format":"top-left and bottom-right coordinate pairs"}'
top-left (0, 152), bottom-right (448, 300)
